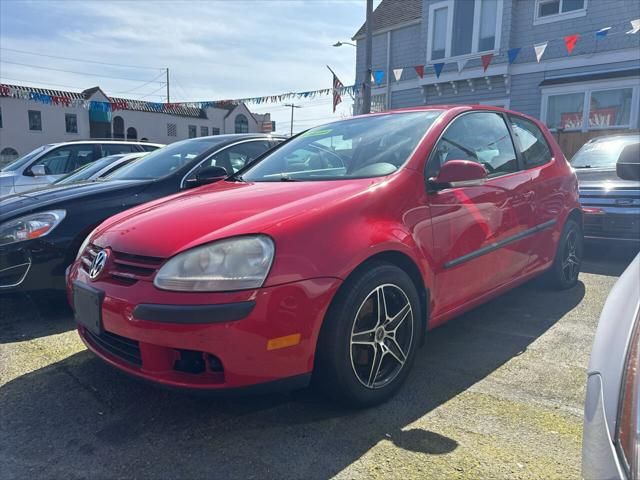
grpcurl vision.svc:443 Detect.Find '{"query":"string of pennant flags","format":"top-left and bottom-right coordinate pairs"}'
top-left (376, 18), bottom-right (640, 84)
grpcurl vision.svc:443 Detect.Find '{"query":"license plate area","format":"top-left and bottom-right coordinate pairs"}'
top-left (73, 281), bottom-right (105, 336)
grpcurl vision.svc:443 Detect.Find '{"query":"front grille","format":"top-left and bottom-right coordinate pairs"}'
top-left (80, 245), bottom-right (164, 285)
top-left (584, 214), bottom-right (640, 240)
top-left (85, 329), bottom-right (142, 366)
top-left (579, 187), bottom-right (640, 209)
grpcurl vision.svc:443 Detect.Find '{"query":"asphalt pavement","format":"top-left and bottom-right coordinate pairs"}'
top-left (0, 244), bottom-right (637, 479)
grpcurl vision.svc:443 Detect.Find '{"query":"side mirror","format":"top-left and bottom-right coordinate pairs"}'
top-left (185, 165), bottom-right (228, 188)
top-left (616, 143), bottom-right (640, 181)
top-left (30, 165), bottom-right (48, 177)
top-left (427, 160), bottom-right (487, 192)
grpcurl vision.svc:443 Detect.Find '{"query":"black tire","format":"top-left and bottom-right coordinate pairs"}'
top-left (544, 217), bottom-right (583, 290)
top-left (313, 261), bottom-right (422, 407)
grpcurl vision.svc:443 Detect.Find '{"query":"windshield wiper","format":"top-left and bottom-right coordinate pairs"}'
top-left (573, 165), bottom-right (592, 169)
top-left (278, 174), bottom-right (298, 182)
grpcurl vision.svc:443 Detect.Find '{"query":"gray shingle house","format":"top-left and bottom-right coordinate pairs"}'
top-left (353, 0), bottom-right (640, 156)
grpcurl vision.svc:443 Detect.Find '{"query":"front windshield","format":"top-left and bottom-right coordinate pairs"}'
top-left (571, 136), bottom-right (639, 168)
top-left (1, 145), bottom-right (51, 172)
top-left (109, 138), bottom-right (225, 180)
top-left (240, 111), bottom-right (443, 182)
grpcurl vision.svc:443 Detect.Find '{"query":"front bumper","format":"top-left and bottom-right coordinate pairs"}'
top-left (68, 261), bottom-right (342, 390)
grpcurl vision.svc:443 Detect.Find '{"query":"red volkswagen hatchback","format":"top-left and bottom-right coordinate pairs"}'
top-left (68, 106), bottom-right (582, 406)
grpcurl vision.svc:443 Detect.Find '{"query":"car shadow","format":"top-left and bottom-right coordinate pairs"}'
top-left (581, 242), bottom-right (639, 277)
top-left (0, 280), bottom-right (585, 479)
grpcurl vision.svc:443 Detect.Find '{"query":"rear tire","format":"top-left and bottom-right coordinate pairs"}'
top-left (544, 218), bottom-right (583, 290)
top-left (313, 261), bottom-right (422, 408)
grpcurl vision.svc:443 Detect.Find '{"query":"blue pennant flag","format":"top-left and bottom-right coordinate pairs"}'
top-left (507, 47), bottom-right (521, 64)
top-left (373, 70), bottom-right (384, 85)
top-left (596, 27), bottom-right (611, 38)
top-left (433, 63), bottom-right (445, 78)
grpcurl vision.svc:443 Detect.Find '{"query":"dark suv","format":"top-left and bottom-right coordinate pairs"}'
top-left (0, 140), bottom-right (163, 196)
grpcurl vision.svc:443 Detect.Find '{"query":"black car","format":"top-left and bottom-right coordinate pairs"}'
top-left (0, 134), bottom-right (284, 293)
top-left (571, 134), bottom-right (640, 242)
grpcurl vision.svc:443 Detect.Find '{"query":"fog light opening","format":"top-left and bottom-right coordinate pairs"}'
top-left (173, 349), bottom-right (206, 374)
top-left (207, 354), bottom-right (224, 373)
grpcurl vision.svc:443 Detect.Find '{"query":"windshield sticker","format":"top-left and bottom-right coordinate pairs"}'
top-left (303, 129), bottom-right (332, 137)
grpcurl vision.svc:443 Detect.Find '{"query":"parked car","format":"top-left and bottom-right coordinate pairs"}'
top-left (583, 253), bottom-right (639, 480)
top-left (52, 152), bottom-right (146, 186)
top-left (67, 106), bottom-right (583, 406)
top-left (571, 134), bottom-right (640, 242)
top-left (0, 134), bottom-right (283, 293)
top-left (0, 140), bottom-right (163, 196)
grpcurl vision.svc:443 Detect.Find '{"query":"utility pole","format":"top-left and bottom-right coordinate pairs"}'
top-left (362, 0), bottom-right (373, 114)
top-left (284, 103), bottom-right (301, 136)
top-left (166, 67), bottom-right (170, 103)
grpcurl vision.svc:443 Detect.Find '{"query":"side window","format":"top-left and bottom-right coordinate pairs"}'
top-left (189, 141), bottom-right (271, 179)
top-left (509, 116), bottom-right (553, 168)
top-left (428, 112), bottom-right (519, 178)
top-left (101, 144), bottom-right (136, 156)
top-left (32, 145), bottom-right (95, 175)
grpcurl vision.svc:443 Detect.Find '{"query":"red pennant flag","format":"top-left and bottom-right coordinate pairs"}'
top-left (481, 53), bottom-right (494, 72)
top-left (414, 65), bottom-right (424, 78)
top-left (564, 34), bottom-right (579, 54)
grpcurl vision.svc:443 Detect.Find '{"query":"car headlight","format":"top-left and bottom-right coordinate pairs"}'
top-left (154, 235), bottom-right (275, 292)
top-left (75, 226), bottom-right (99, 261)
top-left (0, 210), bottom-right (66, 246)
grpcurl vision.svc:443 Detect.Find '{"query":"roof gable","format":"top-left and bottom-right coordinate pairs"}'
top-left (353, 0), bottom-right (421, 39)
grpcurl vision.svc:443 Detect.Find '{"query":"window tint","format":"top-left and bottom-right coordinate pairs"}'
top-left (192, 140), bottom-right (272, 178)
top-left (101, 144), bottom-right (137, 156)
top-left (429, 112), bottom-right (518, 178)
top-left (33, 145), bottom-right (96, 175)
top-left (510, 116), bottom-right (552, 168)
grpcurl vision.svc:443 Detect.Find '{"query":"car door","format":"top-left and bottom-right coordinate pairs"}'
top-left (425, 111), bottom-right (535, 318)
top-left (15, 144), bottom-right (98, 193)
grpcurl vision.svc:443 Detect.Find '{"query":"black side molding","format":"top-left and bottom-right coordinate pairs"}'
top-left (444, 219), bottom-right (557, 269)
top-left (133, 301), bottom-right (256, 324)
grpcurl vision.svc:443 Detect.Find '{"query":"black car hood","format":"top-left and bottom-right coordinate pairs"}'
top-left (575, 168), bottom-right (640, 190)
top-left (0, 180), bottom-right (150, 222)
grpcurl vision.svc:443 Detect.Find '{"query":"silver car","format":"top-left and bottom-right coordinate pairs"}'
top-left (583, 252), bottom-right (639, 480)
top-left (0, 140), bottom-right (163, 196)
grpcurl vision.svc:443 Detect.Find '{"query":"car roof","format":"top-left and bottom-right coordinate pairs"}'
top-left (48, 140), bottom-right (165, 147)
top-left (587, 134), bottom-right (640, 143)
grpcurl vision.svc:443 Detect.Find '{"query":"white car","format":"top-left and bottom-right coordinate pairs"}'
top-left (0, 140), bottom-right (163, 196)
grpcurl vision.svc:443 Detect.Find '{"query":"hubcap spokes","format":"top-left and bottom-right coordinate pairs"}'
top-left (562, 230), bottom-right (580, 282)
top-left (350, 284), bottom-right (413, 389)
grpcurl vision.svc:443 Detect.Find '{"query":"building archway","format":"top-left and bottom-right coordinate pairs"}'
top-left (235, 114), bottom-right (249, 133)
top-left (126, 127), bottom-right (138, 140)
top-left (113, 116), bottom-right (125, 139)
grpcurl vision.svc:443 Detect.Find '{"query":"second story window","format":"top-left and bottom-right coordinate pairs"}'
top-left (28, 110), bottom-right (42, 131)
top-left (65, 113), bottom-right (78, 134)
top-left (428, 0), bottom-right (501, 62)
top-left (535, 0), bottom-right (586, 24)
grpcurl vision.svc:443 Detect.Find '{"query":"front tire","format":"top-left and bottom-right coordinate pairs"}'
top-left (314, 262), bottom-right (422, 407)
top-left (544, 217), bottom-right (583, 290)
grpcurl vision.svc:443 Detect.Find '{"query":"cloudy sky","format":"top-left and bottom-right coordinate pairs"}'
top-left (1, 0), bottom-right (374, 135)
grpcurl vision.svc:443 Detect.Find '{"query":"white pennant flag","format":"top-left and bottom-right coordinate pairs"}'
top-left (371, 72), bottom-right (375, 83)
top-left (457, 59), bottom-right (468, 73)
top-left (534, 42), bottom-right (548, 63)
top-left (393, 68), bottom-right (403, 81)
top-left (626, 19), bottom-right (640, 34)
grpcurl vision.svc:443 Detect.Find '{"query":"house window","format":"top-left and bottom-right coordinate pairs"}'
top-left (211, 128), bottom-right (220, 135)
top-left (28, 110), bottom-right (42, 131)
top-left (167, 123), bottom-right (177, 137)
top-left (542, 80), bottom-right (639, 131)
top-left (534, 0), bottom-right (586, 24)
top-left (65, 113), bottom-right (78, 134)
top-left (428, 0), bottom-right (502, 62)
top-left (201, 126), bottom-right (209, 136)
top-left (188, 125), bottom-right (197, 138)
top-left (235, 114), bottom-right (249, 133)
top-left (371, 94), bottom-right (387, 113)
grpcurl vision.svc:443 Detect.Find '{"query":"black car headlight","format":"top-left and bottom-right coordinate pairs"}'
top-left (0, 210), bottom-right (66, 246)
top-left (154, 235), bottom-right (275, 292)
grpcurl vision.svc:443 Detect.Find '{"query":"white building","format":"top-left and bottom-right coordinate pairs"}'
top-left (0, 84), bottom-right (273, 162)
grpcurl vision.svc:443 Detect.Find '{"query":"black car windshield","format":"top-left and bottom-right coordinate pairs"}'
top-left (571, 136), bottom-right (640, 168)
top-left (109, 137), bottom-right (225, 180)
top-left (54, 155), bottom-right (125, 185)
top-left (240, 111), bottom-right (443, 182)
top-left (1, 145), bottom-right (52, 172)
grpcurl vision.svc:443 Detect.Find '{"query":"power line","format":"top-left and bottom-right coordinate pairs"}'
top-left (1, 60), bottom-right (166, 82)
top-left (0, 47), bottom-right (164, 71)
top-left (0, 76), bottom-right (88, 91)
top-left (112, 71), bottom-right (167, 95)
top-left (136, 84), bottom-right (168, 100)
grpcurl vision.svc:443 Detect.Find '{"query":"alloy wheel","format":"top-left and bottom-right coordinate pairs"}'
top-left (562, 228), bottom-right (580, 283)
top-left (349, 284), bottom-right (414, 389)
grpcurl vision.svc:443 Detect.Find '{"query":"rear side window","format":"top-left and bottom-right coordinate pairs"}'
top-left (509, 116), bottom-right (552, 168)
top-left (101, 144), bottom-right (138, 156)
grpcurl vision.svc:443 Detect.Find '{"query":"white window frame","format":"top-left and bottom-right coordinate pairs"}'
top-left (426, 0), bottom-right (503, 64)
top-left (533, 0), bottom-right (588, 26)
top-left (541, 77), bottom-right (639, 132)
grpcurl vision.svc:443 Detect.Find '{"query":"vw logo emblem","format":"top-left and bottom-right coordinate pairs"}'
top-left (89, 249), bottom-right (109, 280)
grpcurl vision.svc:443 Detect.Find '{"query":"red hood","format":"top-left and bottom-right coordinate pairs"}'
top-left (93, 179), bottom-right (377, 258)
